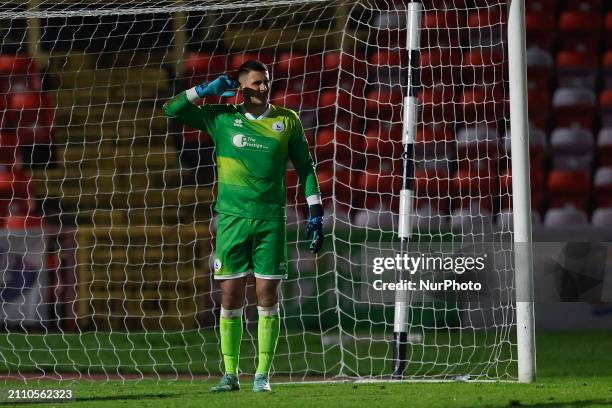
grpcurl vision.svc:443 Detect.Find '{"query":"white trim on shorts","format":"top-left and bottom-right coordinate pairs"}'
top-left (213, 270), bottom-right (252, 280)
top-left (254, 272), bottom-right (286, 280)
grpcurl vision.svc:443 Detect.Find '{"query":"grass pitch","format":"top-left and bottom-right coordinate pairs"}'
top-left (1, 331), bottom-right (611, 407)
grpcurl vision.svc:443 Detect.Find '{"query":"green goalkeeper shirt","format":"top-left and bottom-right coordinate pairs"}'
top-left (163, 91), bottom-right (320, 220)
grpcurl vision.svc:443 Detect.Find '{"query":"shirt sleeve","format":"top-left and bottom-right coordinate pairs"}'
top-left (162, 91), bottom-right (217, 142)
top-left (288, 111), bottom-right (320, 200)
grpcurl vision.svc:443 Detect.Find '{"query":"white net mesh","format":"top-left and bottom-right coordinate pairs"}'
top-left (0, 0), bottom-right (518, 381)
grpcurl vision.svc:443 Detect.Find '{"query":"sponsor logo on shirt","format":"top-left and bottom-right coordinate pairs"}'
top-left (272, 121), bottom-right (285, 132)
top-left (232, 134), bottom-right (270, 151)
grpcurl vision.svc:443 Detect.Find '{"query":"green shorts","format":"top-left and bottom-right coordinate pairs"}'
top-left (213, 213), bottom-right (288, 280)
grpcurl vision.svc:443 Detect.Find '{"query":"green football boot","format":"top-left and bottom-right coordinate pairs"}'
top-left (253, 373), bottom-right (272, 392)
top-left (211, 374), bottom-right (240, 392)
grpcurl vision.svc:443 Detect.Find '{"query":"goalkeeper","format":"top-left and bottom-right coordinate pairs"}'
top-left (163, 60), bottom-right (323, 393)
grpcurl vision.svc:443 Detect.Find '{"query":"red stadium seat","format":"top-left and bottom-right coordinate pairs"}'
top-left (558, 12), bottom-right (601, 52)
top-left (597, 128), bottom-right (612, 166)
top-left (315, 168), bottom-right (334, 208)
top-left (0, 167), bottom-right (36, 228)
top-left (5, 92), bottom-right (54, 146)
top-left (275, 52), bottom-right (324, 93)
top-left (466, 7), bottom-right (507, 46)
top-left (5, 212), bottom-right (43, 230)
top-left (419, 49), bottom-right (459, 87)
top-left (600, 90), bottom-right (612, 127)
top-left (556, 50), bottom-right (598, 89)
top-left (419, 85), bottom-right (456, 124)
top-left (314, 127), bottom-right (363, 168)
top-left (364, 124), bottom-right (402, 159)
top-left (594, 166), bottom-right (612, 207)
top-left (458, 85), bottom-right (505, 125)
top-left (603, 51), bottom-right (612, 89)
top-left (416, 124), bottom-right (455, 163)
top-left (335, 169), bottom-right (356, 208)
top-left (229, 52), bottom-right (275, 72)
top-left (369, 50), bottom-right (405, 67)
top-left (275, 52), bottom-right (308, 77)
top-left (313, 161), bottom-right (356, 210)
top-left (317, 90), bottom-right (337, 126)
top-left (368, 50), bottom-right (406, 86)
top-left (270, 90), bottom-right (316, 110)
top-left (461, 48), bottom-right (505, 85)
top-left (354, 165), bottom-right (402, 211)
top-left (317, 88), bottom-right (365, 131)
top-left (527, 47), bottom-right (553, 91)
top-left (182, 129), bottom-right (212, 146)
top-left (183, 53), bottom-right (227, 86)
top-left (606, 13), bottom-right (612, 48)
top-left (0, 132), bottom-right (19, 165)
top-left (528, 88), bottom-right (550, 129)
top-left (365, 89), bottom-right (403, 123)
top-left (553, 88), bottom-right (596, 129)
top-left (526, 12), bottom-right (556, 51)
top-left (421, 10), bottom-right (464, 47)
top-left (323, 51), bottom-right (367, 89)
top-left (547, 169), bottom-right (591, 210)
top-left (0, 54), bottom-right (41, 93)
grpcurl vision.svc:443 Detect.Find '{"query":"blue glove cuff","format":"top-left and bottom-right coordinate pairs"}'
top-left (309, 204), bottom-right (323, 220)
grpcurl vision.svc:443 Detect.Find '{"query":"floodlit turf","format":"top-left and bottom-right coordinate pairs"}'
top-left (2, 376), bottom-right (612, 408)
top-left (0, 328), bottom-right (518, 378)
top-left (0, 331), bottom-right (611, 407)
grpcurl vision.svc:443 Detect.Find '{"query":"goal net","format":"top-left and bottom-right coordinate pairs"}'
top-left (0, 0), bottom-right (522, 381)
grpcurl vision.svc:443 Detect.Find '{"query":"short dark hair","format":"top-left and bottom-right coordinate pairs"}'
top-left (237, 60), bottom-right (268, 77)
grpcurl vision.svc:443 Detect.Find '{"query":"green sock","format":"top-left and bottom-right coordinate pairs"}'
top-left (220, 310), bottom-right (243, 375)
top-left (256, 305), bottom-right (280, 375)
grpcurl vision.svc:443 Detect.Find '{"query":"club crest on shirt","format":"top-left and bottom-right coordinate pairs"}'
top-left (234, 118), bottom-right (243, 127)
top-left (272, 121), bottom-right (285, 132)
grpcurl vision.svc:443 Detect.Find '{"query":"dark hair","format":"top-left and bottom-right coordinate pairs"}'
top-left (237, 60), bottom-right (268, 76)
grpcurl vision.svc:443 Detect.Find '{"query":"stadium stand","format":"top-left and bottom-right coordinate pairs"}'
top-left (1, 0), bottom-right (612, 237)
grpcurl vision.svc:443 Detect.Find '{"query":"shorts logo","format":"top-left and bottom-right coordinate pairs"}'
top-left (272, 121), bottom-right (285, 132)
top-left (214, 258), bottom-right (222, 272)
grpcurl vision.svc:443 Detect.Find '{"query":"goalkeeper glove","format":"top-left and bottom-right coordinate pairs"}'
top-left (305, 204), bottom-right (324, 254)
top-left (195, 75), bottom-right (240, 97)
